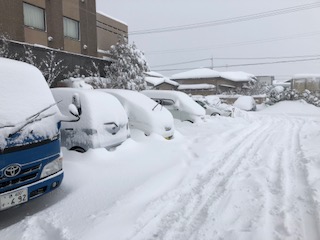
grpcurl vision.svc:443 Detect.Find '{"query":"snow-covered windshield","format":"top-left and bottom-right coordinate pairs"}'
top-left (0, 58), bottom-right (60, 149)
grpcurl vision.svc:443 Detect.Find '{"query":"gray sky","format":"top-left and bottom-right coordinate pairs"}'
top-left (96, 0), bottom-right (320, 80)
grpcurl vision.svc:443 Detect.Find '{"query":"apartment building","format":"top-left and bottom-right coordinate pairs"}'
top-left (0, 0), bottom-right (128, 57)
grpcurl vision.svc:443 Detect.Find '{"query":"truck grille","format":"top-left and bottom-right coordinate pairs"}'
top-left (0, 163), bottom-right (41, 192)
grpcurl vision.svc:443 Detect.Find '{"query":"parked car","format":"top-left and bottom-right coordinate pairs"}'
top-left (142, 90), bottom-right (205, 123)
top-left (0, 58), bottom-right (70, 210)
top-left (194, 99), bottom-right (232, 117)
top-left (51, 88), bottom-right (130, 152)
top-left (233, 96), bottom-right (257, 111)
top-left (98, 89), bottom-right (175, 139)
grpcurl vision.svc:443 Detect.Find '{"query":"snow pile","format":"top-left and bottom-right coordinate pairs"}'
top-left (233, 96), bottom-right (257, 111)
top-left (56, 77), bottom-right (94, 89)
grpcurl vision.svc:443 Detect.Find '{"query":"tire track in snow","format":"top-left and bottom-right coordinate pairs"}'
top-left (130, 118), bottom-right (276, 240)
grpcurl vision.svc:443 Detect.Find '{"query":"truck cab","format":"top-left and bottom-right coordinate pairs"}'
top-left (0, 58), bottom-right (64, 211)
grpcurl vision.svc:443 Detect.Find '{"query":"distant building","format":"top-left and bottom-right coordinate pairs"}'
top-left (0, 0), bottom-right (128, 58)
top-left (291, 74), bottom-right (320, 96)
top-left (256, 76), bottom-right (274, 85)
top-left (170, 68), bottom-right (256, 95)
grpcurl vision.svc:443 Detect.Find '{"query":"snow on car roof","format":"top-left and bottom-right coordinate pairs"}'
top-left (142, 90), bottom-right (205, 116)
top-left (99, 89), bottom-right (174, 133)
top-left (171, 68), bottom-right (220, 80)
top-left (51, 88), bottom-right (128, 128)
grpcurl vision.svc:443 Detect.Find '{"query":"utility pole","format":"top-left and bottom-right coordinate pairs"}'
top-left (211, 56), bottom-right (214, 69)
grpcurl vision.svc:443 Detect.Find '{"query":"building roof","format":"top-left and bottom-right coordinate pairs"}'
top-left (178, 84), bottom-right (216, 90)
top-left (144, 72), bottom-right (179, 87)
top-left (220, 71), bottom-right (256, 82)
top-left (171, 68), bottom-right (220, 80)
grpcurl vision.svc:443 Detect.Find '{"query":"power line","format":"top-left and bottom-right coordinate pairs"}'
top-left (153, 57), bottom-right (320, 72)
top-left (151, 58), bottom-right (212, 67)
top-left (145, 30), bottom-right (320, 55)
top-left (150, 54), bottom-right (320, 68)
top-left (130, 2), bottom-right (320, 35)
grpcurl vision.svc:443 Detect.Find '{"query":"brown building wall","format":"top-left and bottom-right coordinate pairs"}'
top-left (79, 0), bottom-right (97, 56)
top-left (62, 0), bottom-right (80, 21)
top-left (0, 0), bottom-right (24, 41)
top-left (96, 12), bottom-right (128, 57)
top-left (45, 0), bottom-right (64, 49)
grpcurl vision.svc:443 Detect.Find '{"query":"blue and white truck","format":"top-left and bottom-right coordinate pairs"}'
top-left (0, 58), bottom-right (75, 211)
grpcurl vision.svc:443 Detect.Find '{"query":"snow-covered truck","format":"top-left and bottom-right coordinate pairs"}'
top-left (0, 58), bottom-right (71, 211)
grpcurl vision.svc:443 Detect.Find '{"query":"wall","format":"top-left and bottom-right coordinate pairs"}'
top-left (96, 12), bottom-right (128, 58)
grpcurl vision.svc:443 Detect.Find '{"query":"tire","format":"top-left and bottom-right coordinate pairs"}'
top-left (211, 113), bottom-right (220, 116)
top-left (70, 146), bottom-right (86, 153)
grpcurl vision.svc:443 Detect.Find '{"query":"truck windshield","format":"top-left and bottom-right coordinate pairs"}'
top-left (1, 101), bottom-right (60, 137)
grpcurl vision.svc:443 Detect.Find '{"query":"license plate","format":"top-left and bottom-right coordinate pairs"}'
top-left (0, 188), bottom-right (28, 210)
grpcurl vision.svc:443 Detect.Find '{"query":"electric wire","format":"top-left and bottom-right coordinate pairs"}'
top-left (130, 2), bottom-right (320, 35)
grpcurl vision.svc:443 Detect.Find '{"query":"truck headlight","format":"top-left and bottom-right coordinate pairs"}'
top-left (40, 157), bottom-right (63, 179)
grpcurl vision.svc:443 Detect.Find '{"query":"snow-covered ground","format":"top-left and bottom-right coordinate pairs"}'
top-left (1, 100), bottom-right (320, 240)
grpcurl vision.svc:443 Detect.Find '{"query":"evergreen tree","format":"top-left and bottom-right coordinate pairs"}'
top-left (104, 36), bottom-right (149, 91)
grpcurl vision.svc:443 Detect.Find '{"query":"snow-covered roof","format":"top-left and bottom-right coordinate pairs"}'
top-left (178, 84), bottom-right (215, 90)
top-left (144, 71), bottom-right (165, 78)
top-left (220, 71), bottom-right (256, 82)
top-left (292, 74), bottom-right (320, 79)
top-left (219, 84), bottom-right (236, 88)
top-left (171, 68), bottom-right (220, 80)
top-left (145, 76), bottom-right (179, 87)
top-left (96, 11), bottom-right (128, 26)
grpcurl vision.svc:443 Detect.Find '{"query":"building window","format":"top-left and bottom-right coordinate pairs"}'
top-left (63, 17), bottom-right (80, 40)
top-left (23, 3), bottom-right (45, 30)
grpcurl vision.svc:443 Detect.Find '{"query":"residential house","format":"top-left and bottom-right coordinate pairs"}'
top-left (291, 74), bottom-right (320, 96)
top-left (170, 68), bottom-right (256, 95)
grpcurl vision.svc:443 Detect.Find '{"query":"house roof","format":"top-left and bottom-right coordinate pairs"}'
top-left (171, 68), bottom-right (220, 80)
top-left (144, 75), bottom-right (179, 87)
top-left (220, 71), bottom-right (256, 82)
top-left (178, 84), bottom-right (216, 90)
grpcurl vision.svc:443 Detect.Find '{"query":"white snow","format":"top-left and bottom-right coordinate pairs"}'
top-left (1, 100), bottom-right (320, 240)
top-left (233, 96), bottom-right (257, 111)
top-left (98, 89), bottom-right (175, 138)
top-left (177, 83), bottom-right (215, 90)
top-left (171, 68), bottom-right (220, 79)
top-left (0, 58), bottom-right (60, 149)
top-left (220, 71), bottom-right (256, 82)
top-left (292, 73), bottom-right (320, 79)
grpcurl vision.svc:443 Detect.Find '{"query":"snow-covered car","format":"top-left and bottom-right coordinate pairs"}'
top-left (142, 90), bottom-right (205, 123)
top-left (194, 99), bottom-right (232, 117)
top-left (98, 89), bottom-right (175, 139)
top-left (233, 96), bottom-right (257, 111)
top-left (51, 88), bottom-right (130, 152)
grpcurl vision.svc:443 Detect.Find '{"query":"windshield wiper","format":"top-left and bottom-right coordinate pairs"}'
top-left (7, 101), bottom-right (61, 138)
top-left (152, 102), bottom-right (162, 111)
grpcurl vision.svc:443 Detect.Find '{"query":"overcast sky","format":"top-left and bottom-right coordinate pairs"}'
top-left (96, 0), bottom-right (320, 80)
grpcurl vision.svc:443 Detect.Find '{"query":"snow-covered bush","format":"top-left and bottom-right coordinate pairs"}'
top-left (266, 87), bottom-right (320, 107)
top-left (41, 51), bottom-right (66, 87)
top-left (104, 36), bottom-right (149, 91)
